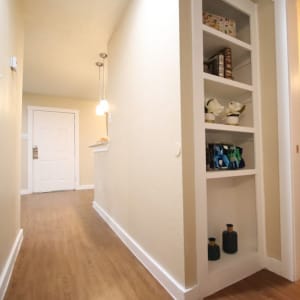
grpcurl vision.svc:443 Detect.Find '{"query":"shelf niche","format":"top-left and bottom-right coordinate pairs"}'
top-left (204, 85), bottom-right (253, 128)
top-left (202, 0), bottom-right (252, 85)
top-left (207, 175), bottom-right (258, 272)
top-left (203, 0), bottom-right (251, 44)
top-left (206, 130), bottom-right (255, 170)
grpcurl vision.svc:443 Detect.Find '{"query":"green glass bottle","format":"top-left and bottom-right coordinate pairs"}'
top-left (208, 237), bottom-right (220, 261)
top-left (222, 224), bottom-right (238, 254)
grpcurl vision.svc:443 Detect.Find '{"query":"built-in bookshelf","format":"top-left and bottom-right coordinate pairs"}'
top-left (192, 0), bottom-right (264, 297)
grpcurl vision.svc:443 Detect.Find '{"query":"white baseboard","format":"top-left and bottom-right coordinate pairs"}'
top-left (21, 186), bottom-right (94, 194)
top-left (93, 201), bottom-right (197, 300)
top-left (0, 229), bottom-right (23, 300)
top-left (76, 185), bottom-right (94, 190)
top-left (265, 256), bottom-right (283, 276)
top-left (20, 189), bottom-right (31, 195)
top-left (184, 285), bottom-right (201, 300)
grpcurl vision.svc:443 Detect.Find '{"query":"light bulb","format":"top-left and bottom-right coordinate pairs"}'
top-left (96, 103), bottom-right (105, 116)
top-left (100, 99), bottom-right (109, 113)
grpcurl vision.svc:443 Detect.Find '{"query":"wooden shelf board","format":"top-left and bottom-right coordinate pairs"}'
top-left (203, 72), bottom-right (253, 93)
top-left (203, 24), bottom-right (252, 68)
top-left (206, 169), bottom-right (256, 179)
top-left (204, 76), bottom-right (252, 100)
top-left (205, 123), bottom-right (254, 134)
top-left (203, 24), bottom-right (251, 51)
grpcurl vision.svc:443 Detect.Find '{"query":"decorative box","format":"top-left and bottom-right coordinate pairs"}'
top-left (203, 12), bottom-right (236, 38)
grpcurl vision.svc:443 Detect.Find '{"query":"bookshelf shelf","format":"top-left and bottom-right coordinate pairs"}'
top-left (203, 73), bottom-right (253, 93)
top-left (205, 123), bottom-right (254, 134)
top-left (202, 0), bottom-right (251, 43)
top-left (203, 24), bottom-right (252, 68)
top-left (192, 0), bottom-right (263, 297)
top-left (208, 249), bottom-right (258, 274)
top-left (206, 251), bottom-right (260, 295)
top-left (202, 24), bottom-right (252, 51)
top-left (206, 169), bottom-right (256, 179)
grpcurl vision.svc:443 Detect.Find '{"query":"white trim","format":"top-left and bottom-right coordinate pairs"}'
top-left (184, 286), bottom-right (201, 300)
top-left (89, 143), bottom-right (109, 153)
top-left (252, 0), bottom-right (267, 273)
top-left (0, 229), bottom-right (23, 300)
top-left (92, 201), bottom-right (196, 300)
top-left (265, 257), bottom-right (283, 277)
top-left (27, 106), bottom-right (80, 193)
top-left (76, 185), bottom-right (94, 190)
top-left (20, 189), bottom-right (31, 195)
top-left (27, 108), bottom-right (33, 193)
top-left (74, 110), bottom-right (80, 188)
top-left (28, 106), bottom-right (80, 114)
top-left (274, 0), bottom-right (295, 281)
top-left (21, 133), bottom-right (28, 140)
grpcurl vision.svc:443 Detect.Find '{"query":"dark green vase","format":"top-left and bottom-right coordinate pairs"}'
top-left (208, 237), bottom-right (220, 261)
top-left (222, 224), bottom-right (238, 254)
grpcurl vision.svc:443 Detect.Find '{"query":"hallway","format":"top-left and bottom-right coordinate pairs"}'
top-left (4, 190), bottom-right (171, 300)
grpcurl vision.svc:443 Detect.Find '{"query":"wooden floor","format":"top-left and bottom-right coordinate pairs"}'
top-left (205, 269), bottom-right (300, 300)
top-left (5, 190), bottom-right (171, 300)
top-left (5, 190), bottom-right (300, 300)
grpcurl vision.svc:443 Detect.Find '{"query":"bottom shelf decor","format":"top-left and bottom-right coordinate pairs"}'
top-left (222, 224), bottom-right (238, 254)
top-left (206, 143), bottom-right (245, 170)
top-left (208, 237), bottom-right (221, 261)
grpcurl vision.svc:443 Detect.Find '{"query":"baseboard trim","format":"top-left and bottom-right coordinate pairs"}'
top-left (76, 185), bottom-right (94, 190)
top-left (0, 229), bottom-right (23, 300)
top-left (265, 256), bottom-right (283, 276)
top-left (93, 201), bottom-right (196, 300)
top-left (20, 189), bottom-right (31, 195)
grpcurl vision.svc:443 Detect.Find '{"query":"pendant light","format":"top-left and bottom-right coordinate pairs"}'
top-left (95, 53), bottom-right (109, 116)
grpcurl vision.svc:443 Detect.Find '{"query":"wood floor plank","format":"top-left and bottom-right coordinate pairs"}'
top-left (205, 269), bottom-right (300, 300)
top-left (4, 190), bottom-right (172, 300)
top-left (6, 190), bottom-right (300, 300)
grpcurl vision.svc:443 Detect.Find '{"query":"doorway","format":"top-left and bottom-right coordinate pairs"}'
top-left (27, 106), bottom-right (79, 193)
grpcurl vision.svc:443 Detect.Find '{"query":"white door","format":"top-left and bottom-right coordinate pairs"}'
top-left (32, 110), bottom-right (76, 192)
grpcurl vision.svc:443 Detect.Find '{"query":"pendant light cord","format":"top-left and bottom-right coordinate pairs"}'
top-left (95, 53), bottom-right (107, 101)
top-left (102, 57), bottom-right (105, 100)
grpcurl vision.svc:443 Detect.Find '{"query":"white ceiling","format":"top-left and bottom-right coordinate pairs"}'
top-left (23, 0), bottom-right (128, 100)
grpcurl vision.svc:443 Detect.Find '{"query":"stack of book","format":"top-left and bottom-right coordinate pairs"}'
top-left (204, 47), bottom-right (233, 79)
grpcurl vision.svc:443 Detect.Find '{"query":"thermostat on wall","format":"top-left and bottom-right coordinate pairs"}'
top-left (10, 56), bottom-right (17, 71)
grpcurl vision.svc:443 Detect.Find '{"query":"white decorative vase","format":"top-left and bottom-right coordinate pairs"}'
top-left (205, 113), bottom-right (215, 123)
top-left (226, 116), bottom-right (239, 125)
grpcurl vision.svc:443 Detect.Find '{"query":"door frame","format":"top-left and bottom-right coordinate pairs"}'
top-left (27, 106), bottom-right (79, 193)
top-left (274, 0), bottom-right (300, 281)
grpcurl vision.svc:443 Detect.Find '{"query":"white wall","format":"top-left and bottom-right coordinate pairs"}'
top-left (94, 0), bottom-right (186, 285)
top-left (257, 0), bottom-right (281, 260)
top-left (0, 0), bottom-right (23, 283)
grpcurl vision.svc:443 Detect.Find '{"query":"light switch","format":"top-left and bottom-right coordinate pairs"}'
top-left (176, 142), bottom-right (182, 157)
